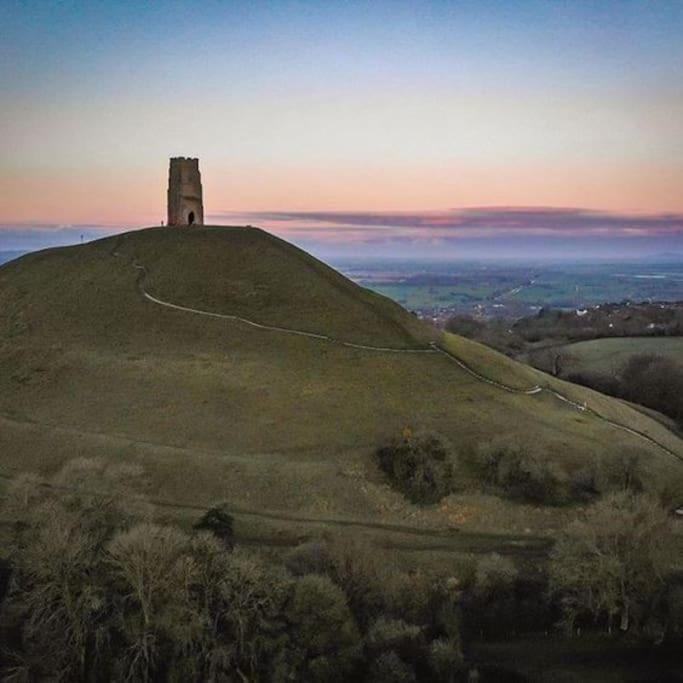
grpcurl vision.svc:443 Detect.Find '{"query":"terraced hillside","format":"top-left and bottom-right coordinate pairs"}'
top-left (1, 226), bottom-right (681, 557)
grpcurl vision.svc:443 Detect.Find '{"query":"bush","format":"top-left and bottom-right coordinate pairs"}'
top-left (569, 451), bottom-right (656, 503)
top-left (594, 451), bottom-right (645, 494)
top-left (376, 432), bottom-right (455, 504)
top-left (569, 465), bottom-right (599, 501)
top-left (477, 441), bottom-right (567, 504)
top-left (193, 503), bottom-right (235, 547)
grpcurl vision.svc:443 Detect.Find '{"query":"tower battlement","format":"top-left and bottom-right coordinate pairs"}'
top-left (167, 157), bottom-right (204, 226)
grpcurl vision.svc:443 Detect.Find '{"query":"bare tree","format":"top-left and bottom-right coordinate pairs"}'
top-left (549, 492), bottom-right (672, 634)
top-left (107, 523), bottom-right (196, 682)
top-left (2, 458), bottom-right (150, 681)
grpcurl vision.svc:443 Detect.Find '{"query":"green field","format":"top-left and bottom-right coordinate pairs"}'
top-left (349, 260), bottom-right (683, 319)
top-left (1, 227), bottom-right (681, 563)
top-left (543, 337), bottom-right (683, 377)
top-left (369, 283), bottom-right (495, 310)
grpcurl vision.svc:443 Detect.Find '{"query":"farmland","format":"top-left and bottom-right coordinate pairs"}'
top-left (338, 259), bottom-right (683, 322)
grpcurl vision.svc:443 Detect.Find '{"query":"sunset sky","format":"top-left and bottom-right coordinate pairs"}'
top-left (1, 1), bottom-right (682, 257)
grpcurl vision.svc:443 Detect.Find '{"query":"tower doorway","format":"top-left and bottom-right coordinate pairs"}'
top-left (188, 211), bottom-right (195, 225)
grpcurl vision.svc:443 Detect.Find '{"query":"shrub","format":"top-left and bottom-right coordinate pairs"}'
top-left (594, 451), bottom-right (645, 494)
top-left (569, 465), bottom-right (599, 501)
top-left (376, 432), bottom-right (455, 504)
top-left (193, 503), bottom-right (235, 548)
top-left (477, 441), bottom-right (567, 504)
top-left (498, 450), bottom-right (565, 503)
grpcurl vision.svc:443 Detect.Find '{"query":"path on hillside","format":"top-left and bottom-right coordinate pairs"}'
top-left (110, 241), bottom-right (683, 463)
top-left (0, 470), bottom-right (551, 557)
top-left (0, 412), bottom-right (548, 557)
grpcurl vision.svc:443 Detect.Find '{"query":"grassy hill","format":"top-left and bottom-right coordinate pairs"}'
top-left (1, 226), bottom-right (682, 560)
top-left (537, 337), bottom-right (683, 377)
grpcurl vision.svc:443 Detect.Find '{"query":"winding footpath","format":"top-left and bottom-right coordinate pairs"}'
top-left (112, 242), bottom-right (683, 464)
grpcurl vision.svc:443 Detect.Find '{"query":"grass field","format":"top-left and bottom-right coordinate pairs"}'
top-left (1, 227), bottom-right (681, 561)
top-left (348, 260), bottom-right (683, 319)
top-left (368, 283), bottom-right (495, 310)
top-left (549, 336), bottom-right (683, 377)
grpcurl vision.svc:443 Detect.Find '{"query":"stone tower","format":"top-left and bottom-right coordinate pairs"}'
top-left (167, 157), bottom-right (204, 226)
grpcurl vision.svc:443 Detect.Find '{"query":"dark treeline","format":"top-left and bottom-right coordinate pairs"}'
top-left (567, 353), bottom-right (683, 427)
top-left (446, 302), bottom-right (683, 356)
top-left (513, 304), bottom-right (683, 344)
top-left (1, 457), bottom-right (682, 682)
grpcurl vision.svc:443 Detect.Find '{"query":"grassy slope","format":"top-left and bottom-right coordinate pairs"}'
top-left (0, 227), bottom-right (681, 550)
top-left (444, 333), bottom-right (683, 455)
top-left (129, 226), bottom-right (435, 347)
top-left (551, 336), bottom-right (683, 376)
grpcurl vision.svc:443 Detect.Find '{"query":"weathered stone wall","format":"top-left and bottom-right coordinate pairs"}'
top-left (167, 157), bottom-right (204, 226)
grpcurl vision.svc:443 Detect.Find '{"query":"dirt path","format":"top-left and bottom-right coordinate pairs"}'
top-left (0, 473), bottom-right (550, 557)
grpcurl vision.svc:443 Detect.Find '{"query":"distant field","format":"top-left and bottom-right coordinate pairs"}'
top-left (552, 337), bottom-right (683, 377)
top-left (367, 283), bottom-right (494, 310)
top-left (339, 260), bottom-right (683, 319)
